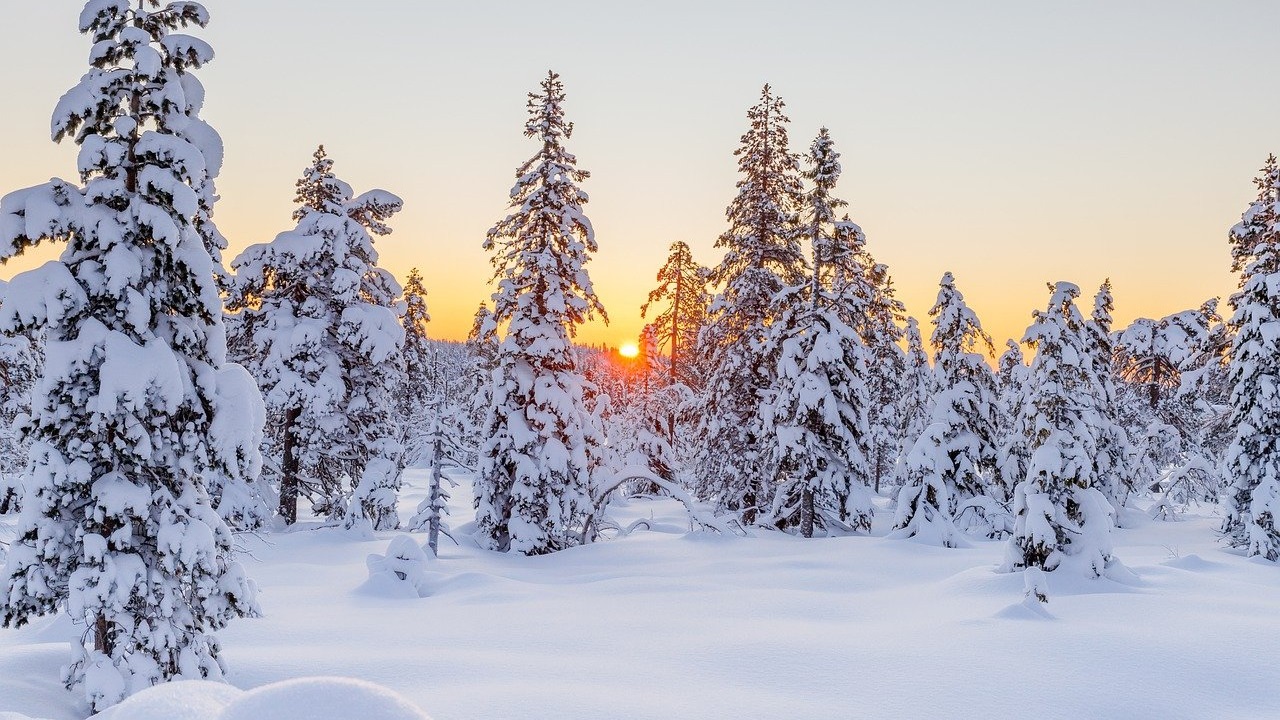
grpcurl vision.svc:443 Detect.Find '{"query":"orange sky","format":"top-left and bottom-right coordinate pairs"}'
top-left (0, 2), bottom-right (1268, 354)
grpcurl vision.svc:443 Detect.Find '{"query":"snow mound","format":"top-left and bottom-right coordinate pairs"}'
top-left (79, 678), bottom-right (431, 720)
top-left (993, 596), bottom-right (1056, 621)
top-left (1161, 553), bottom-right (1227, 572)
top-left (221, 677), bottom-right (432, 720)
top-left (93, 681), bottom-right (241, 720)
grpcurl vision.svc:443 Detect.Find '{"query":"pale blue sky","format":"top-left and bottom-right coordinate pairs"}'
top-left (1, 1), bottom-right (1276, 346)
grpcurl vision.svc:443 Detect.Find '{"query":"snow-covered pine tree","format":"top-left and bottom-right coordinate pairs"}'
top-left (395, 270), bottom-right (467, 555)
top-left (641, 241), bottom-right (709, 387)
top-left (227, 146), bottom-right (406, 530)
top-left (1221, 155), bottom-right (1280, 560)
top-left (894, 317), bottom-right (933, 483)
top-left (993, 340), bottom-right (1030, 504)
top-left (1003, 282), bottom-right (1117, 592)
top-left (0, 1), bottom-right (260, 708)
top-left (695, 84), bottom-right (807, 525)
top-left (893, 273), bottom-right (998, 546)
top-left (801, 128), bottom-right (907, 496)
top-left (397, 268), bottom-right (433, 467)
top-left (857, 256), bottom-right (907, 495)
top-left (764, 128), bottom-right (874, 536)
top-left (1086, 279), bottom-right (1137, 514)
top-left (461, 303), bottom-right (498, 464)
top-left (475, 71), bottom-right (607, 555)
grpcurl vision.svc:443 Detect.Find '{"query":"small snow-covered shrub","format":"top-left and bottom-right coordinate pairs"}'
top-left (363, 535), bottom-right (432, 598)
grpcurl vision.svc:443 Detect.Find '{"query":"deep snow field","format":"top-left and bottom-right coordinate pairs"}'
top-left (1, 469), bottom-right (1277, 720)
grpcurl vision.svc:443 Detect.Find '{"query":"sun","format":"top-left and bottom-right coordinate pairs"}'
top-left (619, 342), bottom-right (640, 359)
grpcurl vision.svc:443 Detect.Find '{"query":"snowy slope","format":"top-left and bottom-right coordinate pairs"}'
top-left (1, 470), bottom-right (1277, 719)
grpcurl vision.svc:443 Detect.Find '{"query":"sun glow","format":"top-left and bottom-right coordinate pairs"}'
top-left (618, 342), bottom-right (640, 359)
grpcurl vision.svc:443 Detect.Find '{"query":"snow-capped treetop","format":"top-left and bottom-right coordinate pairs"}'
top-left (710, 84), bottom-right (807, 332)
top-left (484, 70), bottom-right (606, 353)
top-left (1229, 153), bottom-right (1280, 283)
top-left (998, 339), bottom-right (1025, 376)
top-left (804, 127), bottom-right (846, 270)
top-left (1092, 279), bottom-right (1114, 333)
top-left (930, 272), bottom-right (995, 379)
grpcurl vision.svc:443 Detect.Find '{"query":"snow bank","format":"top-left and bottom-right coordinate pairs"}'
top-left (221, 678), bottom-right (431, 720)
top-left (82, 678), bottom-right (431, 720)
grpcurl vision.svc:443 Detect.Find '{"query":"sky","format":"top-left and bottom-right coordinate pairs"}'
top-left (0, 1), bottom-right (1277, 351)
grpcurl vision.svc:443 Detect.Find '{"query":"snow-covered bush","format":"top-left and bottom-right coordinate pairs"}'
top-left (363, 535), bottom-right (433, 598)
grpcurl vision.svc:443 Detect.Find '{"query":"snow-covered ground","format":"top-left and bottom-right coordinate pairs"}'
top-left (1, 469), bottom-right (1277, 720)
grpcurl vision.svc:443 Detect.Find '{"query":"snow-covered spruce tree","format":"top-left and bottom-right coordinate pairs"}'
top-left (893, 273), bottom-right (998, 545)
top-left (993, 340), bottom-right (1030, 504)
top-left (764, 128), bottom-right (874, 536)
top-left (1003, 282), bottom-right (1117, 593)
top-left (460, 303), bottom-right (498, 464)
top-left (641, 241), bottom-right (710, 387)
top-left (0, 1), bottom-right (260, 709)
top-left (857, 256), bottom-right (907, 495)
top-left (894, 317), bottom-right (933, 480)
top-left (1086, 279), bottom-right (1137, 514)
top-left (1114, 304), bottom-right (1230, 510)
top-left (1221, 155), bottom-right (1280, 560)
top-left (695, 84), bottom-right (807, 525)
top-left (396, 270), bottom-right (467, 555)
top-left (475, 71), bottom-right (607, 555)
top-left (802, 128), bottom-right (907, 496)
top-left (227, 147), bottom-right (406, 530)
top-left (396, 268), bottom-right (433, 467)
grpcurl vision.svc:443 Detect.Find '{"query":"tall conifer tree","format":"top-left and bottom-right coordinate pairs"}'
top-left (0, 2), bottom-right (259, 708)
top-left (227, 147), bottom-right (406, 530)
top-left (1222, 156), bottom-right (1280, 560)
top-left (696, 85), bottom-right (807, 524)
top-left (765, 128), bottom-right (873, 536)
top-left (475, 71), bottom-right (607, 555)
top-left (1087, 279), bottom-right (1137, 513)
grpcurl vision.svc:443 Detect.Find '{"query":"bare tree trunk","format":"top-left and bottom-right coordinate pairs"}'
top-left (278, 406), bottom-right (302, 525)
top-left (799, 485), bottom-right (814, 538)
top-left (427, 432), bottom-right (443, 558)
top-left (671, 269), bottom-right (682, 385)
top-left (94, 613), bottom-right (111, 656)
